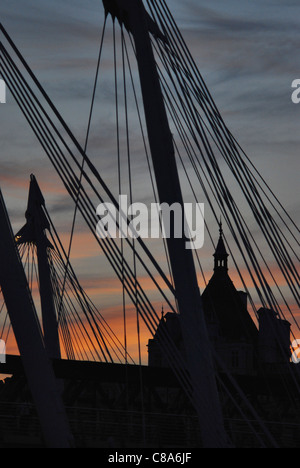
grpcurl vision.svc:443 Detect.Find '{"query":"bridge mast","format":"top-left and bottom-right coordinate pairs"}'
top-left (103, 0), bottom-right (227, 448)
top-left (16, 174), bottom-right (61, 360)
top-left (0, 190), bottom-right (73, 447)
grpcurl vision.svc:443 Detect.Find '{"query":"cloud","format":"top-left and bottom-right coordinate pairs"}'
top-left (0, 0), bottom-right (298, 361)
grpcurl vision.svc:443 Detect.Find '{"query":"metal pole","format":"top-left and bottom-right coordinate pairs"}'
top-left (103, 0), bottom-right (228, 447)
top-left (29, 175), bottom-right (61, 360)
top-left (0, 189), bottom-right (74, 448)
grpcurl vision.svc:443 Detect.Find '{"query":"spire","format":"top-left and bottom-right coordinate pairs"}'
top-left (15, 175), bottom-right (60, 360)
top-left (15, 174), bottom-right (52, 248)
top-left (213, 219), bottom-right (229, 273)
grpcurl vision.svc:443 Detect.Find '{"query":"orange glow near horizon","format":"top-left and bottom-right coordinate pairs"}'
top-left (0, 232), bottom-right (298, 371)
top-left (1, 271), bottom-right (298, 369)
top-left (1, 300), bottom-right (157, 365)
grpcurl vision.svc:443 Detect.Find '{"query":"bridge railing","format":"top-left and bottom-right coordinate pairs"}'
top-left (0, 401), bottom-right (299, 448)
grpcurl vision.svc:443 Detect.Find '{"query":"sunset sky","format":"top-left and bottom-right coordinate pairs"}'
top-left (0, 0), bottom-right (299, 362)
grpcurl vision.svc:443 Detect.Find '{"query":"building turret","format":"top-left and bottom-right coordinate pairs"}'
top-left (148, 223), bottom-right (259, 375)
top-left (213, 221), bottom-right (229, 273)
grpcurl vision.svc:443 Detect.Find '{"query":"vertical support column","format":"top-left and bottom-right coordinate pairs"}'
top-left (104, 0), bottom-right (228, 447)
top-left (25, 175), bottom-right (61, 360)
top-left (36, 236), bottom-right (61, 360)
top-left (33, 198), bottom-right (61, 359)
top-left (0, 190), bottom-right (73, 447)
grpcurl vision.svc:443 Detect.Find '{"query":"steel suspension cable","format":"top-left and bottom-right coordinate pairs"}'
top-left (57, 16), bottom-right (108, 329)
top-left (153, 38), bottom-right (299, 325)
top-left (0, 46), bottom-right (177, 334)
top-left (147, 0), bottom-right (299, 276)
top-left (1, 52), bottom-right (196, 392)
top-left (0, 24), bottom-right (176, 298)
top-left (150, 25), bottom-right (300, 316)
top-left (153, 0), bottom-right (299, 280)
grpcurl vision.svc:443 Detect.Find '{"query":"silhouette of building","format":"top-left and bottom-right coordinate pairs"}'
top-left (0, 222), bottom-right (297, 448)
top-left (148, 223), bottom-right (291, 376)
top-left (258, 307), bottom-right (291, 366)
